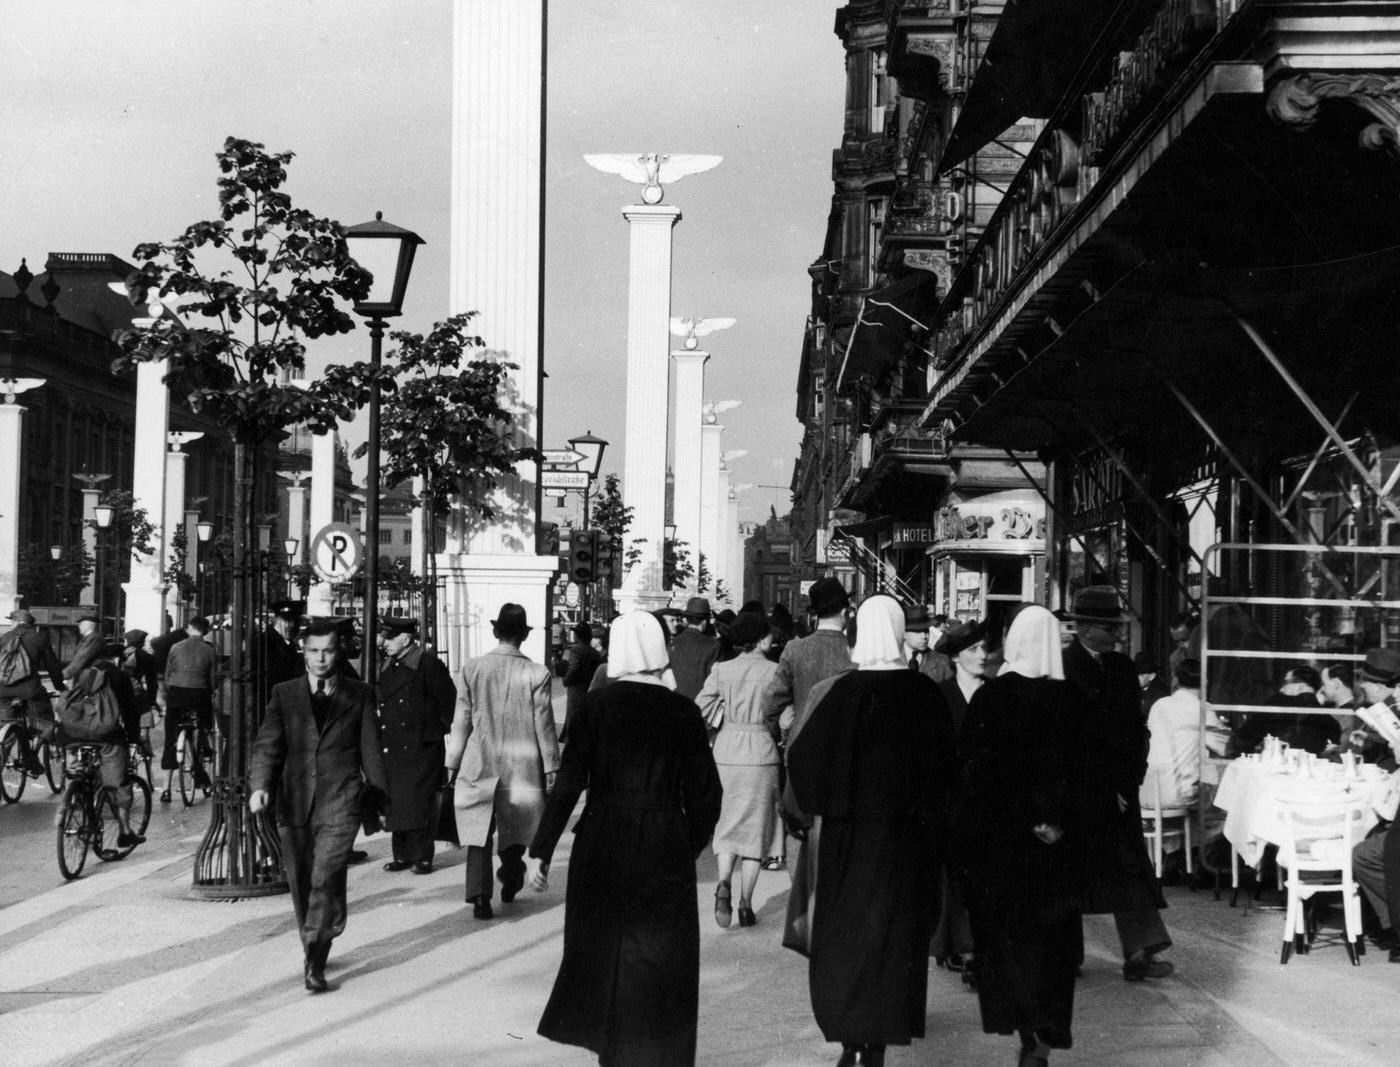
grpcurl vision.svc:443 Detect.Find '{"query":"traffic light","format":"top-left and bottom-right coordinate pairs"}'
top-left (568, 529), bottom-right (600, 583)
top-left (596, 537), bottom-right (616, 587)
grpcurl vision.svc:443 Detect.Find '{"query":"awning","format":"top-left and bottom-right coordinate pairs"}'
top-left (833, 514), bottom-right (899, 540)
top-left (938, 0), bottom-right (1158, 173)
top-left (836, 273), bottom-right (934, 392)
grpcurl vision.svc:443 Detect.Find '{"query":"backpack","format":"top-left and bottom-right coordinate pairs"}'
top-left (57, 671), bottom-right (123, 741)
top-left (0, 633), bottom-right (32, 686)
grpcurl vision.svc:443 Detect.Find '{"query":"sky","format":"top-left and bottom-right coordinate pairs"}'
top-left (0, 0), bottom-right (845, 526)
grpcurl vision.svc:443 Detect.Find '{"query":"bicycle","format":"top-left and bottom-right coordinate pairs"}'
top-left (0, 711), bottom-right (64, 802)
top-left (168, 710), bottom-right (213, 807)
top-left (56, 744), bottom-right (152, 880)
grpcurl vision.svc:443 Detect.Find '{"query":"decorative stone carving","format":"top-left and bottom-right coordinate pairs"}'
top-left (1267, 72), bottom-right (1400, 154)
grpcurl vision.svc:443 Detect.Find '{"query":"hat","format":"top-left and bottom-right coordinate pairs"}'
top-left (1175, 657), bottom-right (1202, 688)
top-left (490, 603), bottom-right (532, 638)
top-left (682, 596), bottom-right (711, 621)
top-left (1054, 585), bottom-right (1131, 624)
top-left (572, 621), bottom-right (592, 644)
top-left (1133, 651), bottom-right (1159, 673)
top-left (99, 640), bottom-right (126, 659)
top-left (738, 600), bottom-right (767, 617)
top-left (903, 606), bottom-right (933, 633)
top-left (271, 599), bottom-right (306, 621)
top-left (714, 608), bottom-right (737, 633)
top-left (935, 619), bottom-right (988, 657)
top-left (806, 577), bottom-right (848, 617)
top-left (379, 615), bottom-right (419, 636)
top-left (1359, 647), bottom-right (1400, 686)
top-left (727, 610), bottom-right (769, 647)
top-left (769, 602), bottom-right (794, 635)
top-left (76, 611), bottom-right (99, 624)
top-left (123, 629), bottom-right (148, 646)
top-left (7, 609), bottom-right (35, 625)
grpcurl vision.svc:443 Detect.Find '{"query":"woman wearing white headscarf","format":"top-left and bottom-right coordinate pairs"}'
top-left (956, 605), bottom-right (1112, 1067)
top-left (786, 594), bottom-right (956, 1067)
top-left (527, 612), bottom-right (722, 1067)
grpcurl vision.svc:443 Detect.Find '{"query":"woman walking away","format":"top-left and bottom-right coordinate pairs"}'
top-left (527, 611), bottom-right (721, 1067)
top-left (787, 594), bottom-right (956, 1067)
top-left (560, 621), bottom-right (603, 745)
top-left (696, 609), bottom-right (781, 928)
top-left (957, 605), bottom-right (1112, 1067)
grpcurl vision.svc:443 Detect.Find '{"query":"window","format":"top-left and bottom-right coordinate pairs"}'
top-left (403, 529), bottom-right (413, 545)
top-left (866, 197), bottom-right (886, 286)
top-left (379, 529), bottom-right (392, 545)
top-left (869, 50), bottom-right (888, 134)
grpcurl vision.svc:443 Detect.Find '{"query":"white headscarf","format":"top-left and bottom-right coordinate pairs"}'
top-left (851, 594), bottom-right (907, 670)
top-left (999, 605), bottom-right (1065, 680)
top-left (606, 611), bottom-right (673, 686)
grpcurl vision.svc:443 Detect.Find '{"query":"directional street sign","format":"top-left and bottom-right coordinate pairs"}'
top-left (541, 469), bottom-right (590, 490)
top-left (541, 448), bottom-right (585, 467)
top-left (310, 522), bottom-right (364, 584)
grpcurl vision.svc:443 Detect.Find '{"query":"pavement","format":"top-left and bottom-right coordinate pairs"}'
top-left (2, 687), bottom-right (1399, 1065)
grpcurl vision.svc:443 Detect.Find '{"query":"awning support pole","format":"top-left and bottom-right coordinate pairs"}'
top-left (1281, 393), bottom-right (1358, 511)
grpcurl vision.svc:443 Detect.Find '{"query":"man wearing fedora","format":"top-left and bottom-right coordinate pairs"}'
top-left (670, 596), bottom-right (720, 702)
top-left (378, 616), bottom-right (458, 875)
top-left (447, 603), bottom-right (560, 920)
top-left (904, 606), bottom-right (953, 683)
top-left (1349, 647), bottom-right (1400, 959)
top-left (1059, 585), bottom-right (1175, 982)
top-left (63, 611), bottom-right (105, 682)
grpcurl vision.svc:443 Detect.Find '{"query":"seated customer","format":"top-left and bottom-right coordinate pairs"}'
top-left (1141, 659), bottom-right (1230, 809)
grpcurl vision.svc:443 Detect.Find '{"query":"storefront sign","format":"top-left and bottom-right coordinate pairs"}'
top-left (891, 523), bottom-right (936, 547)
top-left (934, 500), bottom-right (1046, 543)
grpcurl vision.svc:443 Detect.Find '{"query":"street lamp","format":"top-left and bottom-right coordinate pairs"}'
top-left (567, 431), bottom-right (609, 532)
top-left (94, 504), bottom-right (115, 634)
top-left (345, 211), bottom-right (423, 681)
top-left (50, 545), bottom-right (61, 606)
top-left (284, 538), bottom-right (298, 597)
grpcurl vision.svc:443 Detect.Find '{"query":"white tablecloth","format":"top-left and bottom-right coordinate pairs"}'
top-left (1213, 758), bottom-right (1395, 867)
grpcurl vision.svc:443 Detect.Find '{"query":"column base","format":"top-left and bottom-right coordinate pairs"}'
top-left (613, 588), bottom-right (676, 615)
top-left (435, 553), bottom-right (560, 670)
top-left (121, 582), bottom-right (169, 639)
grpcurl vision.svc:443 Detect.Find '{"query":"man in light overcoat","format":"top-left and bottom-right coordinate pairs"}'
top-left (447, 603), bottom-right (560, 920)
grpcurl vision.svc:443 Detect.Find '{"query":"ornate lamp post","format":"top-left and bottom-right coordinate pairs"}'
top-left (49, 545), bottom-right (61, 606)
top-left (94, 504), bottom-right (116, 634)
top-left (283, 538), bottom-right (298, 597)
top-left (568, 431), bottom-right (608, 533)
top-left (344, 212), bottom-right (423, 682)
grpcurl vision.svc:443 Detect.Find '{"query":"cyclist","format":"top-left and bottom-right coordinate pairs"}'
top-left (120, 629), bottom-right (158, 756)
top-left (63, 612), bottom-right (104, 683)
top-left (65, 653), bottom-right (145, 848)
top-left (160, 615), bottom-right (216, 803)
top-left (0, 609), bottom-right (67, 772)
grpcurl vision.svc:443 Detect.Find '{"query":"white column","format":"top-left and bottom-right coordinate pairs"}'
top-left (285, 474), bottom-right (307, 564)
top-left (182, 509), bottom-right (199, 601)
top-left (715, 466), bottom-right (732, 606)
top-left (727, 494), bottom-right (744, 606)
top-left (121, 361), bottom-right (169, 635)
top-left (671, 350), bottom-right (707, 592)
top-left (441, 0), bottom-right (557, 669)
top-left (307, 429), bottom-right (337, 617)
top-left (164, 433), bottom-right (201, 628)
top-left (699, 421), bottom-right (723, 597)
top-left (409, 475), bottom-right (424, 576)
top-left (75, 474), bottom-right (109, 610)
top-left (0, 383), bottom-right (42, 614)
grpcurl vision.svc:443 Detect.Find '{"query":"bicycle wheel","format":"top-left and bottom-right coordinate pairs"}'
top-left (97, 776), bottom-right (149, 861)
top-left (0, 726), bottom-right (27, 804)
top-left (56, 781), bottom-right (90, 880)
top-left (177, 729), bottom-right (197, 807)
top-left (42, 738), bottom-right (65, 794)
top-left (129, 774), bottom-right (151, 836)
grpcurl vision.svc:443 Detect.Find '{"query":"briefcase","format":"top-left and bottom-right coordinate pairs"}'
top-left (434, 783), bottom-right (460, 846)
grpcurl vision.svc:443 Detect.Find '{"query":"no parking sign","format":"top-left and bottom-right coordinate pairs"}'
top-left (310, 523), bottom-right (364, 584)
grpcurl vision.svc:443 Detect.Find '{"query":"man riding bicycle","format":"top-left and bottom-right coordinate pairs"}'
top-left (0, 609), bottom-right (68, 773)
top-left (63, 645), bottom-right (145, 848)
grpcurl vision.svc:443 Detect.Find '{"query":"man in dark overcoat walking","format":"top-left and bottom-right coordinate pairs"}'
top-left (377, 616), bottom-right (457, 875)
top-left (1058, 586), bottom-right (1174, 982)
top-left (249, 619), bottom-right (388, 993)
top-left (669, 596), bottom-right (719, 701)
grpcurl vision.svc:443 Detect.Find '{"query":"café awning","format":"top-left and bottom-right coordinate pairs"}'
top-left (836, 272), bottom-right (934, 392)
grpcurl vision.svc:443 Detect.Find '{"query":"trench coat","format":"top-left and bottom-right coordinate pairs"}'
top-left (377, 644), bottom-right (457, 833)
top-left (787, 669), bottom-right (955, 1048)
top-left (447, 644), bottom-right (560, 849)
top-left (530, 680), bottom-right (722, 1066)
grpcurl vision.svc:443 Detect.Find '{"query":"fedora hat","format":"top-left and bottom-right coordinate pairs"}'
top-left (1055, 585), bottom-right (1131, 624)
top-left (806, 577), bottom-right (849, 617)
top-left (491, 603), bottom-right (531, 637)
top-left (1359, 647), bottom-right (1400, 686)
top-left (903, 606), bottom-right (933, 633)
top-left (935, 619), bottom-right (987, 657)
top-left (727, 610), bottom-right (769, 647)
top-left (682, 596), bottom-right (711, 621)
top-left (7, 609), bottom-right (35, 625)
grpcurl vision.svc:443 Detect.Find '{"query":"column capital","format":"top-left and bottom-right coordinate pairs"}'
top-left (671, 349), bottom-right (711, 364)
top-left (1268, 71), bottom-right (1400, 155)
top-left (622, 204), bottom-right (682, 225)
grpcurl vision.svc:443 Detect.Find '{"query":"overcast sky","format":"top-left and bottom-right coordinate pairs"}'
top-left (1, 0), bottom-right (844, 525)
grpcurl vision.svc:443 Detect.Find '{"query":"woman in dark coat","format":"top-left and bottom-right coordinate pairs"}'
top-left (957, 605), bottom-right (1114, 1067)
top-left (560, 621), bottom-right (603, 745)
top-left (786, 594), bottom-right (956, 1067)
top-left (527, 611), bottom-right (722, 1067)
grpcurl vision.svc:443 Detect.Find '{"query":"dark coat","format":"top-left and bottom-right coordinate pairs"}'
top-left (149, 628), bottom-right (188, 674)
top-left (376, 644), bottom-right (456, 832)
top-left (530, 681), bottom-right (721, 1067)
top-left (1061, 639), bottom-right (1165, 913)
top-left (561, 641), bottom-right (603, 742)
top-left (249, 675), bottom-right (388, 828)
top-left (0, 624), bottom-right (66, 700)
top-left (121, 646), bottom-right (158, 711)
top-left (669, 628), bottom-right (719, 700)
top-left (787, 670), bottom-right (956, 1047)
top-left (257, 627), bottom-right (303, 690)
top-left (938, 675), bottom-right (977, 735)
top-left (63, 630), bottom-right (104, 681)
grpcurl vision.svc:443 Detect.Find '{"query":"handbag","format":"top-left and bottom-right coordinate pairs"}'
top-left (434, 781), bottom-right (460, 846)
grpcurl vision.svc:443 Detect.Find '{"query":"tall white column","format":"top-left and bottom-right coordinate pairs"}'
top-left (440, 0), bottom-right (557, 669)
top-left (121, 361), bottom-right (169, 635)
top-left (75, 473), bottom-right (109, 610)
top-left (727, 493), bottom-right (745, 606)
top-left (0, 381), bottom-right (43, 614)
top-left (307, 429), bottom-right (337, 617)
top-left (715, 466), bottom-right (732, 606)
top-left (699, 421), bottom-right (723, 598)
top-left (671, 349), bottom-right (707, 592)
top-left (285, 473), bottom-right (307, 564)
top-left (164, 432), bottom-right (201, 628)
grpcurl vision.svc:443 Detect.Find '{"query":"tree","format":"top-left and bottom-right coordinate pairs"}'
top-left (17, 544), bottom-right (93, 607)
top-left (696, 552), bottom-right (711, 594)
top-left (162, 524), bottom-right (198, 613)
top-left (590, 473), bottom-right (633, 546)
top-left (714, 579), bottom-right (729, 604)
top-left (663, 538), bottom-right (694, 591)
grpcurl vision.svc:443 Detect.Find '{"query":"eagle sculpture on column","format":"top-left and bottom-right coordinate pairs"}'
top-left (584, 153), bottom-right (723, 204)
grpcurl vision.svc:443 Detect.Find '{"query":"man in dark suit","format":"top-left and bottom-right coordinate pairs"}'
top-left (904, 607), bottom-right (952, 683)
top-left (249, 619), bottom-right (388, 993)
top-left (377, 616), bottom-right (457, 875)
top-left (1059, 586), bottom-right (1174, 982)
top-left (669, 596), bottom-right (719, 700)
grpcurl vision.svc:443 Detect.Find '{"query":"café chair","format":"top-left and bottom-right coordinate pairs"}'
top-left (1141, 767), bottom-right (1193, 879)
top-left (1275, 795), bottom-right (1368, 965)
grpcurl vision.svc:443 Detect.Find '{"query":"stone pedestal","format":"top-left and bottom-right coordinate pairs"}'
top-left (121, 361), bottom-right (169, 635)
top-left (671, 350), bottom-right (708, 591)
top-left (285, 474), bottom-right (307, 564)
top-left (699, 421), bottom-right (723, 595)
top-left (726, 492), bottom-right (744, 606)
top-left (75, 475), bottom-right (109, 609)
top-left (441, 0), bottom-right (554, 666)
top-left (307, 429), bottom-right (337, 617)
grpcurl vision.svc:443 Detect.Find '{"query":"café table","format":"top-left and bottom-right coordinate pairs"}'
top-left (1213, 756), bottom-right (1396, 868)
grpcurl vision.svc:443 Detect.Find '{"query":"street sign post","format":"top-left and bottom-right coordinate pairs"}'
top-left (541, 469), bottom-right (591, 490)
top-left (542, 448), bottom-right (586, 467)
top-left (310, 522), bottom-right (364, 585)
